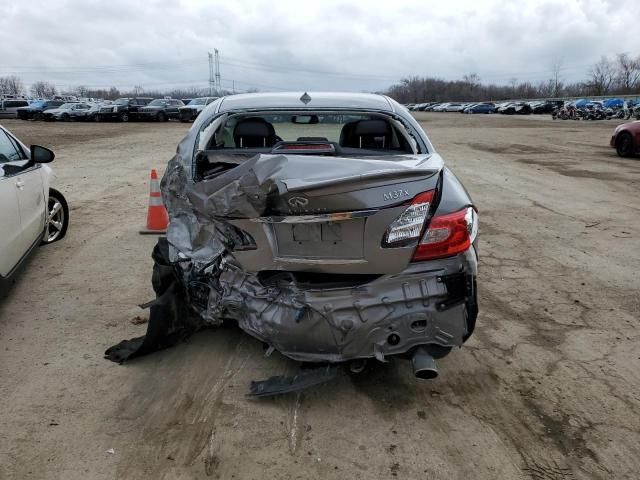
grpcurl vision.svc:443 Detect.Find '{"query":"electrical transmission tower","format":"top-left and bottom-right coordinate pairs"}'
top-left (214, 49), bottom-right (221, 95)
top-left (208, 52), bottom-right (215, 96)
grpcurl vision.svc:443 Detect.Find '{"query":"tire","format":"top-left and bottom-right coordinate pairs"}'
top-left (615, 132), bottom-right (635, 158)
top-left (120, 112), bottom-right (129, 122)
top-left (95, 115), bottom-right (102, 122)
top-left (34, 112), bottom-right (44, 121)
top-left (61, 113), bottom-right (70, 122)
top-left (157, 112), bottom-right (167, 122)
top-left (42, 189), bottom-right (69, 245)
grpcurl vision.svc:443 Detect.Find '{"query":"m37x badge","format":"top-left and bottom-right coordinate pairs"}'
top-left (383, 188), bottom-right (410, 201)
top-left (288, 196), bottom-right (309, 208)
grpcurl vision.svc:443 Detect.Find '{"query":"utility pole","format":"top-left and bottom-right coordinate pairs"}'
top-left (208, 52), bottom-right (215, 96)
top-left (214, 49), bottom-right (221, 95)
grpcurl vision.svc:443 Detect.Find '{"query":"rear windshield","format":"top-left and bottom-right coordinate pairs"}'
top-left (206, 113), bottom-right (415, 153)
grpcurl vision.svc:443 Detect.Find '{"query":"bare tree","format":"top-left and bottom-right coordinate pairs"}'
top-left (107, 87), bottom-right (120, 100)
top-left (463, 73), bottom-right (481, 89)
top-left (615, 53), bottom-right (640, 93)
top-left (30, 81), bottom-right (57, 98)
top-left (587, 57), bottom-right (615, 95)
top-left (0, 76), bottom-right (25, 96)
top-left (75, 85), bottom-right (89, 97)
top-left (550, 58), bottom-right (564, 97)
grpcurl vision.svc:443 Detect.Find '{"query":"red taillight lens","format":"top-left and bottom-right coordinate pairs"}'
top-left (383, 190), bottom-right (435, 246)
top-left (412, 207), bottom-right (476, 261)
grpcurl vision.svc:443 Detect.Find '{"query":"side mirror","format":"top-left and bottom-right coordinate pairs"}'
top-left (30, 145), bottom-right (55, 164)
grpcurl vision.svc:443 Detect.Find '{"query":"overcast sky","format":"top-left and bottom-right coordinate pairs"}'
top-left (1, 0), bottom-right (638, 94)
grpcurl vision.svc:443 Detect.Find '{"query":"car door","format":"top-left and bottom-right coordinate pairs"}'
top-left (0, 131), bottom-right (32, 276)
top-left (72, 103), bottom-right (87, 119)
top-left (1, 130), bottom-right (46, 251)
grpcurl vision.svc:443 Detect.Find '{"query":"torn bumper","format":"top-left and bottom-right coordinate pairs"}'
top-left (211, 247), bottom-right (477, 363)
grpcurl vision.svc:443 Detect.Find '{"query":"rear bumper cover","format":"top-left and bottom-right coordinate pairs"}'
top-left (216, 247), bottom-right (477, 362)
top-left (105, 237), bottom-right (477, 364)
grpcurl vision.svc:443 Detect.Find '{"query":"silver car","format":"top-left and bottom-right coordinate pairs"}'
top-left (179, 96), bottom-right (218, 122)
top-left (106, 92), bottom-right (479, 392)
top-left (0, 99), bottom-right (30, 119)
top-left (42, 102), bottom-right (92, 121)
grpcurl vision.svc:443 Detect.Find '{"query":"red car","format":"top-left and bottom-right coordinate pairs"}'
top-left (610, 121), bottom-right (640, 157)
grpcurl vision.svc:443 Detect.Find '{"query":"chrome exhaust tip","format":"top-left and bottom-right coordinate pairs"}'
top-left (412, 346), bottom-right (439, 380)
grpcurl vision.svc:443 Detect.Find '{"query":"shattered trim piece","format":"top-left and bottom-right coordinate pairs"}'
top-left (247, 366), bottom-right (338, 398)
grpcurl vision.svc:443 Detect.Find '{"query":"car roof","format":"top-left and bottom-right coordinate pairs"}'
top-left (217, 92), bottom-right (395, 113)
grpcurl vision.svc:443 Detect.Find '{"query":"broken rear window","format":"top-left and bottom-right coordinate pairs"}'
top-left (203, 113), bottom-right (415, 153)
top-left (193, 112), bottom-right (422, 181)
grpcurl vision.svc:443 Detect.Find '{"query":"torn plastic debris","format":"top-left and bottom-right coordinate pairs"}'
top-left (104, 238), bottom-right (200, 363)
top-left (247, 365), bottom-right (338, 398)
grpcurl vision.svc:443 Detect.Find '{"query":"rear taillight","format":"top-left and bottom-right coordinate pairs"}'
top-left (383, 190), bottom-right (435, 246)
top-left (412, 207), bottom-right (477, 261)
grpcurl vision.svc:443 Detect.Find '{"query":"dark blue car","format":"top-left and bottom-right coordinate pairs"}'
top-left (16, 100), bottom-right (65, 120)
top-left (464, 103), bottom-right (495, 114)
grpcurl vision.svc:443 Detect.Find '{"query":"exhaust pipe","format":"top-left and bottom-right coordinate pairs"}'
top-left (412, 346), bottom-right (439, 379)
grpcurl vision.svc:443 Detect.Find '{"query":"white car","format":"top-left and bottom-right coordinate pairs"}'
top-left (444, 103), bottom-right (464, 112)
top-left (0, 125), bottom-right (69, 292)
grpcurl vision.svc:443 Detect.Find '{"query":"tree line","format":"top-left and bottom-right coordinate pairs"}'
top-left (384, 54), bottom-right (640, 103)
top-left (2, 53), bottom-right (639, 102)
top-left (0, 76), bottom-right (252, 100)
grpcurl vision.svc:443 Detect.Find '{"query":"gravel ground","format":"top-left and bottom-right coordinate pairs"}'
top-left (0, 113), bottom-right (638, 480)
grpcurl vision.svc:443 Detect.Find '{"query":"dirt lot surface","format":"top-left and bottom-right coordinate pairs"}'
top-left (1, 114), bottom-right (639, 480)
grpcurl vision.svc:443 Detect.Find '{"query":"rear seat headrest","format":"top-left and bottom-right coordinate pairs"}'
top-left (233, 117), bottom-right (277, 148)
top-left (353, 119), bottom-right (390, 137)
top-left (340, 119), bottom-right (393, 149)
top-left (234, 118), bottom-right (273, 137)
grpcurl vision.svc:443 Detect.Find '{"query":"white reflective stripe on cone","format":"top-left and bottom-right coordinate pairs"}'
top-left (149, 196), bottom-right (164, 206)
top-left (150, 179), bottom-right (161, 191)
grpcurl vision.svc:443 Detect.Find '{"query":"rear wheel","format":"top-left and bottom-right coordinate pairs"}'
top-left (61, 113), bottom-right (70, 121)
top-left (616, 132), bottom-right (635, 157)
top-left (42, 189), bottom-right (69, 244)
top-left (157, 112), bottom-right (167, 122)
top-left (34, 112), bottom-right (44, 121)
top-left (120, 112), bottom-right (129, 122)
top-left (95, 115), bottom-right (102, 122)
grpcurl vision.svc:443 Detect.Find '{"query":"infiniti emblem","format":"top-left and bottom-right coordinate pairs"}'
top-left (288, 196), bottom-right (309, 208)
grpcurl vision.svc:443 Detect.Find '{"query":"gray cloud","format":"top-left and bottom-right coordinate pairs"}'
top-left (1, 0), bottom-right (639, 93)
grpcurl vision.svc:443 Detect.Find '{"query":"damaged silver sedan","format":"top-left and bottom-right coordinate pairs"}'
top-left (106, 92), bottom-right (478, 393)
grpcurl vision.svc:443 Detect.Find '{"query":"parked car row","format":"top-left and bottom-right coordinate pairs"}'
top-left (2, 97), bottom-right (219, 123)
top-left (552, 100), bottom-right (639, 121)
top-left (405, 99), bottom-right (635, 117)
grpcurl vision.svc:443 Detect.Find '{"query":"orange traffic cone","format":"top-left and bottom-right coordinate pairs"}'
top-left (139, 169), bottom-right (169, 234)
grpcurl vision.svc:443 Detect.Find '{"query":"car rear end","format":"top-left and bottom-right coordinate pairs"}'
top-left (96, 104), bottom-right (121, 121)
top-left (160, 99), bottom-right (479, 378)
